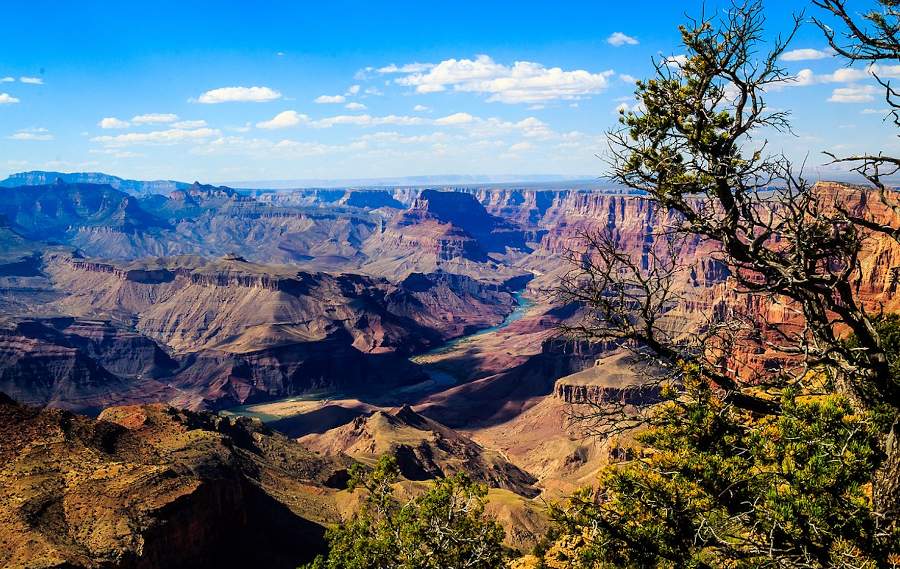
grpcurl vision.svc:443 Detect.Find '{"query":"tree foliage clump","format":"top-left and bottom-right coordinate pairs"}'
top-left (303, 455), bottom-right (507, 569)
top-left (542, 374), bottom-right (888, 568)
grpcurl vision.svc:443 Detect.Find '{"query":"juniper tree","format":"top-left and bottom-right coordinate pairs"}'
top-left (304, 455), bottom-right (507, 569)
top-left (549, 1), bottom-right (900, 566)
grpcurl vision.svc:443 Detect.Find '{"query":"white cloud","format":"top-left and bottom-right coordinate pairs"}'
top-left (132, 113), bottom-right (178, 124)
top-left (311, 114), bottom-right (426, 128)
top-left (314, 94), bottom-right (346, 104)
top-left (393, 54), bottom-right (614, 103)
top-left (780, 48), bottom-right (833, 61)
top-left (0, 77), bottom-right (14, 83)
top-left (829, 85), bottom-right (879, 103)
top-left (356, 131), bottom-right (449, 145)
top-left (619, 74), bottom-right (638, 84)
top-left (99, 117), bottom-right (130, 129)
top-left (91, 127), bottom-right (220, 146)
top-left (377, 62), bottom-right (435, 73)
top-left (196, 86), bottom-right (282, 104)
top-left (607, 32), bottom-right (638, 47)
top-left (663, 54), bottom-right (688, 69)
top-left (364, 86), bottom-right (383, 96)
top-left (508, 141), bottom-right (533, 152)
top-left (172, 119), bottom-right (208, 129)
top-left (861, 108), bottom-right (889, 114)
top-left (413, 104), bottom-right (430, 112)
top-left (19, 76), bottom-right (43, 85)
top-left (256, 110), bottom-right (308, 129)
top-left (191, 135), bottom-right (354, 159)
top-left (345, 102), bottom-right (367, 110)
top-left (434, 112), bottom-right (475, 125)
top-left (9, 127), bottom-right (53, 141)
top-left (346, 84), bottom-right (361, 95)
top-left (793, 63), bottom-right (900, 87)
top-left (0, 93), bottom-right (20, 104)
top-left (430, 113), bottom-right (555, 140)
top-left (89, 148), bottom-right (144, 159)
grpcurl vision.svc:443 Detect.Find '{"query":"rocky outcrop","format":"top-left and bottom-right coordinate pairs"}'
top-left (553, 381), bottom-right (661, 405)
top-left (301, 404), bottom-right (539, 497)
top-left (173, 331), bottom-right (429, 409)
top-left (0, 318), bottom-right (179, 413)
top-left (0, 398), bottom-right (351, 569)
top-left (49, 255), bottom-right (515, 355)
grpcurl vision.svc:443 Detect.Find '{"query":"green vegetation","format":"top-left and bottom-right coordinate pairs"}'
top-left (541, 374), bottom-right (889, 567)
top-left (302, 456), bottom-right (507, 569)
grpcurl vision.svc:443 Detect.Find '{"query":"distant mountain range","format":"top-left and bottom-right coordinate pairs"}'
top-left (0, 171), bottom-right (190, 195)
top-left (0, 170), bottom-right (607, 194)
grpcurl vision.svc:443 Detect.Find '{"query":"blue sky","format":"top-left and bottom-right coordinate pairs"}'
top-left (0, 0), bottom-right (896, 183)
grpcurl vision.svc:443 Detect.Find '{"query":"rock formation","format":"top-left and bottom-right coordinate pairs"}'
top-left (0, 395), bottom-right (350, 569)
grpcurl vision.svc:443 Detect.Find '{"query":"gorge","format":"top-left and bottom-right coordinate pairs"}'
top-left (2, 172), bottom-right (898, 567)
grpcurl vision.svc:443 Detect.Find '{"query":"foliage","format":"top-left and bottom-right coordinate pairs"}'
top-left (302, 455), bottom-right (507, 569)
top-left (541, 373), bottom-right (893, 568)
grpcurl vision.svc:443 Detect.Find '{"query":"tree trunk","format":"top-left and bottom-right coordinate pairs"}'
top-left (874, 419), bottom-right (900, 537)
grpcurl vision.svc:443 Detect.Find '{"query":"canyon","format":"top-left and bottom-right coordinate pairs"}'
top-left (2, 172), bottom-right (898, 567)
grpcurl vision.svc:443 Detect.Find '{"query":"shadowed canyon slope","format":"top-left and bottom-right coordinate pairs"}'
top-left (0, 395), bottom-right (351, 569)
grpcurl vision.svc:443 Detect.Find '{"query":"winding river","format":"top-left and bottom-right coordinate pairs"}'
top-left (222, 290), bottom-right (534, 421)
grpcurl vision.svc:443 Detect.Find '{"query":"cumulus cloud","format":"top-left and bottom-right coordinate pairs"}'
top-left (429, 113), bottom-right (554, 140)
top-left (780, 48), bottom-right (834, 61)
top-left (0, 93), bottom-right (20, 104)
top-left (346, 85), bottom-right (361, 95)
top-left (132, 113), bottom-right (178, 124)
top-left (0, 77), bottom-right (14, 83)
top-left (392, 54), bottom-right (614, 103)
top-left (508, 141), bottom-right (533, 152)
top-left (256, 110), bottom-right (308, 129)
top-left (191, 135), bottom-right (356, 159)
top-left (314, 94), bottom-right (346, 104)
top-left (377, 62), bottom-right (435, 73)
top-left (19, 76), bottom-right (43, 85)
top-left (413, 104), bottom-right (430, 112)
top-left (172, 119), bottom-right (208, 129)
top-left (99, 117), bottom-right (130, 129)
top-left (663, 54), bottom-right (688, 69)
top-left (829, 85), bottom-right (879, 103)
top-left (345, 102), bottom-right (367, 110)
top-left (607, 32), bottom-right (638, 46)
top-left (9, 127), bottom-right (53, 141)
top-left (619, 74), bottom-right (638, 84)
top-left (311, 114), bottom-right (426, 128)
top-left (434, 112), bottom-right (475, 125)
top-left (91, 127), bottom-right (220, 145)
top-left (793, 63), bottom-right (900, 86)
top-left (196, 86), bottom-right (282, 104)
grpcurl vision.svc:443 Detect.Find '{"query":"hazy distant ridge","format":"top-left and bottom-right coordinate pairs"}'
top-left (0, 171), bottom-right (190, 195)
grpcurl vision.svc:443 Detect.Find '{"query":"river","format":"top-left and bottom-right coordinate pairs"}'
top-left (222, 290), bottom-right (534, 421)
